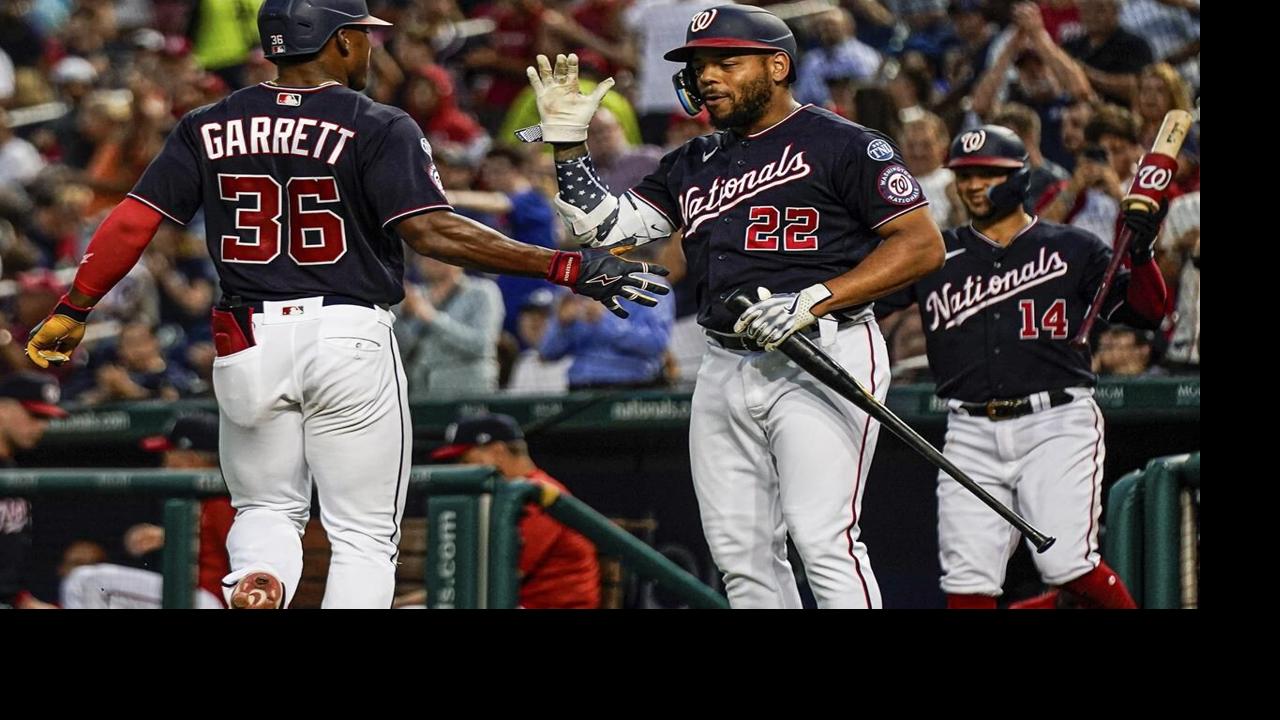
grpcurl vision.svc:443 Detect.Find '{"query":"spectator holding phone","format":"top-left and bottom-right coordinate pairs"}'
top-left (1036, 103), bottom-right (1142, 246)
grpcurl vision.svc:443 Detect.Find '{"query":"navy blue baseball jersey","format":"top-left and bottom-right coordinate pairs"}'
top-left (628, 105), bottom-right (929, 333)
top-left (129, 80), bottom-right (452, 306)
top-left (876, 218), bottom-right (1130, 402)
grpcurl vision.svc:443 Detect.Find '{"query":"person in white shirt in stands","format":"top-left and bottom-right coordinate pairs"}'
top-left (899, 111), bottom-right (963, 229)
top-left (507, 288), bottom-right (571, 394)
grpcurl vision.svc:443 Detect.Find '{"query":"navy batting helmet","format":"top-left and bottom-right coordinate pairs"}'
top-left (666, 5), bottom-right (798, 115)
top-left (947, 125), bottom-right (1031, 219)
top-left (258, 0), bottom-right (391, 60)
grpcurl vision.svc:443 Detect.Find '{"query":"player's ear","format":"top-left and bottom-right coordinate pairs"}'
top-left (771, 52), bottom-right (789, 84)
top-left (335, 27), bottom-right (354, 56)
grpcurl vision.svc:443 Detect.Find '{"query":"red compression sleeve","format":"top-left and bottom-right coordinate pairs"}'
top-left (71, 197), bottom-right (165, 300)
top-left (1123, 258), bottom-right (1168, 326)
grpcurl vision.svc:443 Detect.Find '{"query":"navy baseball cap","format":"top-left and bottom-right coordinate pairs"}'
top-left (430, 414), bottom-right (523, 461)
top-left (0, 372), bottom-right (68, 419)
top-left (142, 413), bottom-right (219, 453)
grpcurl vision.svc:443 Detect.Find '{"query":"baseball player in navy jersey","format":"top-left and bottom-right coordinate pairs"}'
top-left (875, 125), bottom-right (1169, 609)
top-left (519, 5), bottom-right (945, 608)
top-left (24, 0), bottom-right (667, 609)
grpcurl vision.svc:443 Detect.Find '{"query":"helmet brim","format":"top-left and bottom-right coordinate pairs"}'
top-left (664, 38), bottom-right (790, 63)
top-left (345, 14), bottom-right (392, 28)
top-left (947, 156), bottom-right (1026, 170)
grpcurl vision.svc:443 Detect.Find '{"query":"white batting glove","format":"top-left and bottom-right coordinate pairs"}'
top-left (521, 53), bottom-right (615, 143)
top-left (733, 284), bottom-right (833, 352)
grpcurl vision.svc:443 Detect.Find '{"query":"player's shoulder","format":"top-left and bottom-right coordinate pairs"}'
top-left (798, 105), bottom-right (897, 152)
top-left (350, 91), bottom-right (415, 127)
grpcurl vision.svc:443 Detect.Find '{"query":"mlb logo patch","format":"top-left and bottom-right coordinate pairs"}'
top-left (281, 306), bottom-right (305, 316)
top-left (277, 92), bottom-right (301, 107)
top-left (270, 34), bottom-right (286, 55)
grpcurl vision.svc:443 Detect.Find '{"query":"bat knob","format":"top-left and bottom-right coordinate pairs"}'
top-left (724, 289), bottom-right (757, 314)
top-left (1069, 337), bottom-right (1090, 350)
top-left (1032, 535), bottom-right (1057, 554)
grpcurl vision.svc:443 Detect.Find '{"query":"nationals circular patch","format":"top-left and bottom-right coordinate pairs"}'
top-left (877, 165), bottom-right (921, 205)
top-left (867, 138), bottom-right (894, 161)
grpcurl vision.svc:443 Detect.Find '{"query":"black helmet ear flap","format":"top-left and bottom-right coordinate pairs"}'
top-left (984, 165), bottom-right (1032, 218)
top-left (673, 65), bottom-right (704, 116)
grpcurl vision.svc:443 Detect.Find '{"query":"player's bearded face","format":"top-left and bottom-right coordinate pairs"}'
top-left (698, 55), bottom-right (777, 131)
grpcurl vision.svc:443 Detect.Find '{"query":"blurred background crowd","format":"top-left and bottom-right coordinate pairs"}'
top-left (0, 0), bottom-right (1201, 404)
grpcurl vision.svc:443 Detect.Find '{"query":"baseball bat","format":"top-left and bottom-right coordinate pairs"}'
top-left (725, 291), bottom-right (1057, 553)
top-left (1070, 109), bottom-right (1194, 349)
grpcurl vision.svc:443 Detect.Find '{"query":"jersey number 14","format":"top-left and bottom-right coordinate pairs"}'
top-left (1019, 298), bottom-right (1068, 340)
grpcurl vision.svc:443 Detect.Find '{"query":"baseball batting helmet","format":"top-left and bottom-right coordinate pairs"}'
top-left (258, 0), bottom-right (391, 60)
top-left (947, 125), bottom-right (1031, 220)
top-left (666, 5), bottom-right (799, 116)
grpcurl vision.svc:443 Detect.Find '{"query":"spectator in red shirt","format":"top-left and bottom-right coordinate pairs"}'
top-left (432, 413), bottom-right (600, 609)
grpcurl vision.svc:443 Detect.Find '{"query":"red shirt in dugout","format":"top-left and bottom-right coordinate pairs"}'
top-left (518, 470), bottom-right (600, 609)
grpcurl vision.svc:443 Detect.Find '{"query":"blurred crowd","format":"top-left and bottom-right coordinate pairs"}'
top-left (0, 0), bottom-right (1200, 406)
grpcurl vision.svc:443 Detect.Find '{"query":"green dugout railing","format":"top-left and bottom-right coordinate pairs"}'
top-left (423, 475), bottom-right (728, 609)
top-left (1103, 453), bottom-right (1200, 609)
top-left (37, 378), bottom-right (1200, 448)
top-left (0, 466), bottom-right (726, 609)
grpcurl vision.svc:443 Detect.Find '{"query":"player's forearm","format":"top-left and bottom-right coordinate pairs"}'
top-left (1120, 259), bottom-right (1168, 327)
top-left (551, 149), bottom-right (675, 248)
top-left (553, 144), bottom-right (590, 162)
top-left (401, 211), bottom-right (555, 278)
top-left (814, 219), bottom-right (944, 315)
top-left (71, 197), bottom-right (165, 306)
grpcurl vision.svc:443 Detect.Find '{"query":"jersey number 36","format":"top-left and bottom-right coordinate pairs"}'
top-left (218, 173), bottom-right (347, 265)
